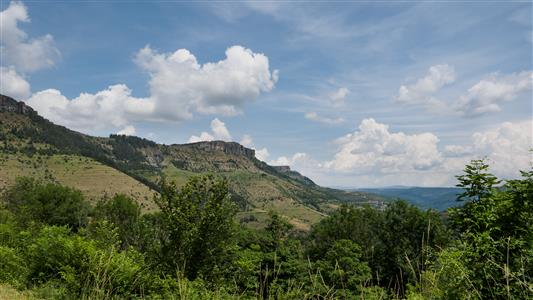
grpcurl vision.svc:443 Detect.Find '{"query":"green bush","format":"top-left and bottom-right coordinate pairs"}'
top-left (26, 226), bottom-right (152, 298)
top-left (2, 177), bottom-right (91, 230)
top-left (0, 246), bottom-right (29, 288)
top-left (92, 194), bottom-right (141, 249)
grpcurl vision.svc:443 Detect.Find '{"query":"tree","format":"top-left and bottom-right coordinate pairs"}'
top-left (93, 194), bottom-right (141, 249)
top-left (308, 202), bottom-right (448, 296)
top-left (155, 174), bottom-right (237, 280)
top-left (447, 163), bottom-right (533, 298)
top-left (456, 159), bottom-right (500, 202)
top-left (2, 177), bottom-right (90, 230)
top-left (315, 239), bottom-right (371, 296)
top-left (265, 211), bottom-right (293, 249)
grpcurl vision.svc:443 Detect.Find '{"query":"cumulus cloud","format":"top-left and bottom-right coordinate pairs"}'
top-left (255, 148), bottom-right (270, 161)
top-left (397, 64), bottom-right (455, 104)
top-left (135, 45), bottom-right (278, 121)
top-left (25, 85), bottom-right (152, 134)
top-left (187, 118), bottom-right (232, 143)
top-left (238, 134), bottom-right (270, 161)
top-left (443, 145), bottom-right (473, 157)
top-left (270, 152), bottom-right (308, 166)
top-left (0, 66), bottom-right (30, 99)
top-left (329, 87), bottom-right (349, 107)
top-left (305, 112), bottom-right (344, 125)
top-left (0, 1), bottom-right (60, 73)
top-left (240, 134), bottom-right (253, 147)
top-left (21, 44), bottom-right (277, 135)
top-left (469, 119), bottom-right (532, 178)
top-left (117, 125), bottom-right (136, 136)
top-left (325, 118), bottom-right (442, 174)
top-left (454, 71), bottom-right (532, 116)
top-left (311, 118), bottom-right (532, 187)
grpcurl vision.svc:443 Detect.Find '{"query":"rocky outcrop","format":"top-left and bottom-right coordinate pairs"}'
top-left (0, 94), bottom-right (35, 115)
top-left (176, 141), bottom-right (256, 159)
top-left (273, 165), bottom-right (291, 172)
top-left (272, 165), bottom-right (316, 186)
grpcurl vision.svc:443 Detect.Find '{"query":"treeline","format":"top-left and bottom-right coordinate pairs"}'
top-left (0, 160), bottom-right (532, 299)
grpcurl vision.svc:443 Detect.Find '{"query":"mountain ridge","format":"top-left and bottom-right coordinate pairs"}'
top-left (0, 94), bottom-right (385, 229)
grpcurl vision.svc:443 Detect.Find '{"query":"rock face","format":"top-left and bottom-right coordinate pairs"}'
top-left (273, 165), bottom-right (316, 186)
top-left (0, 95), bottom-right (34, 115)
top-left (176, 141), bottom-right (256, 159)
top-left (273, 165), bottom-right (291, 172)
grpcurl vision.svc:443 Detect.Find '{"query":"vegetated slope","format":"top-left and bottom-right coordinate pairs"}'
top-left (0, 153), bottom-right (157, 211)
top-left (0, 94), bottom-right (385, 229)
top-left (357, 186), bottom-right (463, 211)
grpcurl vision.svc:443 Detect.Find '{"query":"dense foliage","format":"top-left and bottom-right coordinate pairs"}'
top-left (0, 160), bottom-right (532, 299)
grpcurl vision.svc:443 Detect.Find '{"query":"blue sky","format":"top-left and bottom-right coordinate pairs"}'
top-left (1, 1), bottom-right (532, 187)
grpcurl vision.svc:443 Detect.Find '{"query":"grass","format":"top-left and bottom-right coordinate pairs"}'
top-left (159, 167), bottom-right (326, 230)
top-left (0, 284), bottom-right (37, 300)
top-left (0, 153), bottom-right (157, 212)
top-left (226, 170), bottom-right (326, 231)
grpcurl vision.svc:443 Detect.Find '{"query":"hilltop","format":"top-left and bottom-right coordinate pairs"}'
top-left (0, 94), bottom-right (384, 229)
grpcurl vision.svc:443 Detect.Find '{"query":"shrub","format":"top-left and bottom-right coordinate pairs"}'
top-left (0, 246), bottom-right (29, 288)
top-left (2, 177), bottom-right (91, 230)
top-left (26, 226), bottom-right (154, 298)
top-left (93, 194), bottom-right (141, 249)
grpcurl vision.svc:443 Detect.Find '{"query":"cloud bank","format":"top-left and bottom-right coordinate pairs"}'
top-left (17, 45), bottom-right (277, 135)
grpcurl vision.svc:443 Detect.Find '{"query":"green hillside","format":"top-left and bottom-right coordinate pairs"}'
top-left (0, 94), bottom-right (384, 229)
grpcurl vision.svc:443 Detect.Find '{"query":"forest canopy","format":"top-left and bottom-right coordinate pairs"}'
top-left (0, 160), bottom-right (531, 299)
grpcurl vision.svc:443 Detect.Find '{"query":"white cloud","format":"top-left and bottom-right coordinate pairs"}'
top-left (309, 119), bottom-right (532, 187)
top-left (305, 112), bottom-right (344, 125)
top-left (187, 118), bottom-right (232, 143)
top-left (454, 71), bottom-right (532, 116)
top-left (117, 125), bottom-right (136, 136)
top-left (329, 87), bottom-right (349, 107)
top-left (238, 134), bottom-right (270, 161)
top-left (0, 1), bottom-right (60, 73)
top-left (187, 132), bottom-right (215, 143)
top-left (397, 64), bottom-right (455, 104)
top-left (270, 152), bottom-right (308, 166)
top-left (0, 66), bottom-right (30, 99)
top-left (210, 118), bottom-right (232, 141)
top-left (135, 45), bottom-right (278, 121)
top-left (25, 85), bottom-right (152, 134)
top-left (469, 119), bottom-right (532, 178)
top-left (240, 134), bottom-right (253, 147)
top-left (20, 43), bottom-right (277, 135)
top-left (325, 118), bottom-right (442, 174)
top-left (255, 148), bottom-right (270, 161)
top-left (443, 145), bottom-right (473, 157)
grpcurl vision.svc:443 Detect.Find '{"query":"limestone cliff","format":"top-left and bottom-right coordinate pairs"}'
top-left (0, 95), bottom-right (35, 115)
top-left (174, 141), bottom-right (256, 159)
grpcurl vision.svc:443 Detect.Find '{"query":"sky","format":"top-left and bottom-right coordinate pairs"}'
top-left (0, 0), bottom-right (532, 188)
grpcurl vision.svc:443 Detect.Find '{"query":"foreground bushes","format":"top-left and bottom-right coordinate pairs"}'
top-left (0, 161), bottom-right (532, 299)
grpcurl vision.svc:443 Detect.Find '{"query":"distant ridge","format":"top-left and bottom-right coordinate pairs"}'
top-left (356, 186), bottom-right (464, 211)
